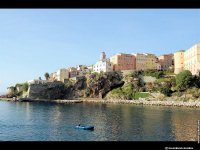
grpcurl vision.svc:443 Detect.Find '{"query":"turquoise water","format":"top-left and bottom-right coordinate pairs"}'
top-left (0, 100), bottom-right (199, 141)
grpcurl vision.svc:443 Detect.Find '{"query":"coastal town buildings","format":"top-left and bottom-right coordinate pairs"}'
top-left (68, 67), bottom-right (79, 78)
top-left (110, 53), bottom-right (136, 71)
top-left (28, 42), bottom-right (200, 87)
top-left (56, 68), bottom-right (69, 82)
top-left (132, 53), bottom-right (160, 71)
top-left (76, 65), bottom-right (91, 76)
top-left (184, 43), bottom-right (200, 75)
top-left (158, 54), bottom-right (174, 70)
top-left (49, 69), bottom-right (69, 82)
top-left (93, 52), bottom-right (113, 73)
top-left (27, 79), bottom-right (52, 84)
top-left (50, 72), bottom-right (57, 81)
top-left (174, 50), bottom-right (185, 74)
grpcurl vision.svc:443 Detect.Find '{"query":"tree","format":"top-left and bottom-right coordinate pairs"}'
top-left (191, 75), bottom-right (200, 88)
top-left (44, 72), bottom-right (50, 80)
top-left (160, 81), bottom-right (172, 97)
top-left (160, 87), bottom-right (172, 97)
top-left (176, 70), bottom-right (193, 91)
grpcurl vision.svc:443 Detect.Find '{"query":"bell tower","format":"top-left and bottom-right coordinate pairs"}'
top-left (100, 52), bottom-right (106, 61)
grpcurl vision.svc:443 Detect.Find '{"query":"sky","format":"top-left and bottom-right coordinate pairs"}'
top-left (1, 9), bottom-right (200, 94)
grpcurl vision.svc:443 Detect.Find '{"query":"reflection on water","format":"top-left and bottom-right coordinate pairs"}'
top-left (0, 101), bottom-right (199, 141)
top-left (171, 109), bottom-right (199, 141)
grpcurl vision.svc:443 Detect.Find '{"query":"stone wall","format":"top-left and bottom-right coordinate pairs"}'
top-left (27, 81), bottom-right (66, 100)
top-left (140, 76), bottom-right (156, 83)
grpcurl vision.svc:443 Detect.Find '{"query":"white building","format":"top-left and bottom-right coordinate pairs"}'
top-left (93, 52), bottom-right (113, 73)
top-left (184, 43), bottom-right (200, 75)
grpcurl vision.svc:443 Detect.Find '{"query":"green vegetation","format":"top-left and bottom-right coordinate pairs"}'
top-left (44, 72), bottom-right (50, 80)
top-left (108, 69), bottom-right (200, 99)
top-left (133, 92), bottom-right (150, 99)
top-left (22, 83), bottom-right (29, 92)
top-left (6, 82), bottom-right (29, 98)
top-left (160, 87), bottom-right (172, 96)
top-left (163, 67), bottom-right (174, 75)
top-left (143, 69), bottom-right (164, 79)
top-left (109, 86), bottom-right (150, 100)
top-left (176, 70), bottom-right (193, 91)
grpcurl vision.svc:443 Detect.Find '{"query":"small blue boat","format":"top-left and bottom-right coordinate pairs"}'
top-left (76, 124), bottom-right (94, 130)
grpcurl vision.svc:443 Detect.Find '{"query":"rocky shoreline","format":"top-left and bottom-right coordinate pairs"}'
top-left (1, 97), bottom-right (200, 108)
top-left (81, 98), bottom-right (200, 108)
top-left (0, 98), bottom-right (83, 103)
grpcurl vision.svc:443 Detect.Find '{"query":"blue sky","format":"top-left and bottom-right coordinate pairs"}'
top-left (1, 9), bottom-right (200, 94)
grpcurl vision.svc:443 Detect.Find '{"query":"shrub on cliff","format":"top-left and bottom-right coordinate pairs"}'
top-left (22, 83), bottom-right (29, 92)
top-left (144, 69), bottom-right (164, 79)
top-left (176, 70), bottom-right (193, 91)
top-left (160, 87), bottom-right (172, 97)
top-left (186, 87), bottom-right (200, 98)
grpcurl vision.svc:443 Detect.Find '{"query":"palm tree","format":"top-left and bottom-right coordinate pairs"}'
top-left (44, 72), bottom-right (50, 80)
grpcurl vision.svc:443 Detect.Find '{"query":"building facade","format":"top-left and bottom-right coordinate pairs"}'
top-left (50, 69), bottom-right (69, 82)
top-left (158, 54), bottom-right (174, 70)
top-left (133, 53), bottom-right (160, 71)
top-left (110, 53), bottom-right (136, 71)
top-left (184, 43), bottom-right (200, 75)
top-left (174, 50), bottom-right (185, 74)
top-left (50, 72), bottom-right (57, 81)
top-left (56, 68), bottom-right (69, 82)
top-left (68, 67), bottom-right (79, 78)
top-left (93, 52), bottom-right (113, 73)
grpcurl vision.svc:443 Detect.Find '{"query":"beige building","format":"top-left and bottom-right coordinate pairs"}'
top-left (50, 68), bottom-right (69, 82)
top-left (133, 53), bottom-right (160, 71)
top-left (68, 67), bottom-right (79, 78)
top-left (158, 54), bottom-right (174, 70)
top-left (93, 52), bottom-right (113, 73)
top-left (56, 68), bottom-right (69, 82)
top-left (110, 53), bottom-right (136, 71)
top-left (50, 72), bottom-right (57, 81)
top-left (174, 50), bottom-right (185, 74)
top-left (184, 43), bottom-right (200, 75)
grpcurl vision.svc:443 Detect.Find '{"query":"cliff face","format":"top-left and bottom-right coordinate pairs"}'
top-left (28, 81), bottom-right (66, 100)
top-left (27, 72), bottom-right (124, 100)
top-left (85, 72), bottom-right (124, 98)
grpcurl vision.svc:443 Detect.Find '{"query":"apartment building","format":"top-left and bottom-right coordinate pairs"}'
top-left (184, 43), bottom-right (200, 75)
top-left (133, 53), bottom-right (160, 71)
top-left (158, 54), bottom-right (174, 70)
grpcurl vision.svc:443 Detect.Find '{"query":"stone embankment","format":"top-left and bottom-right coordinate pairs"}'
top-left (0, 98), bottom-right (82, 103)
top-left (82, 98), bottom-right (200, 108)
top-left (2, 97), bottom-right (200, 108)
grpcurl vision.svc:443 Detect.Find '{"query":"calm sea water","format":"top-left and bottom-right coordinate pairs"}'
top-left (0, 100), bottom-right (199, 141)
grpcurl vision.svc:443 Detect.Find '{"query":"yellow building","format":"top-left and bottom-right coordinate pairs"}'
top-left (184, 43), bottom-right (200, 75)
top-left (132, 53), bottom-right (159, 71)
top-left (174, 50), bottom-right (185, 74)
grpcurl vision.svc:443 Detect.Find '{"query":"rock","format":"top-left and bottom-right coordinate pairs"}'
top-left (27, 81), bottom-right (66, 100)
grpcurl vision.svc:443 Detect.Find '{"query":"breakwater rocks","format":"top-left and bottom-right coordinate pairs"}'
top-left (1, 97), bottom-right (200, 108)
top-left (0, 98), bottom-right (83, 103)
top-left (19, 99), bottom-right (83, 103)
top-left (82, 99), bottom-right (200, 108)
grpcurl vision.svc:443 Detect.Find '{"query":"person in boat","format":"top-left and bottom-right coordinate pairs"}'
top-left (78, 124), bottom-right (81, 126)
